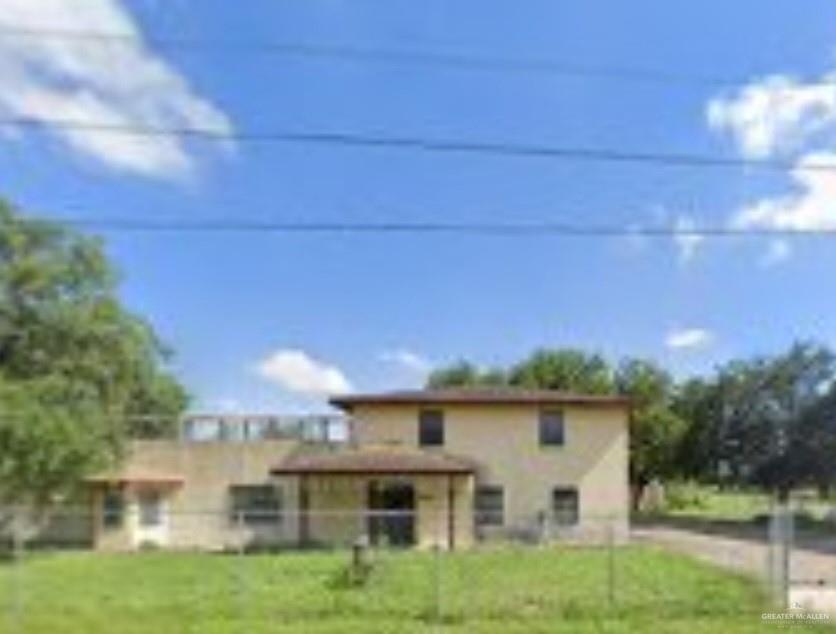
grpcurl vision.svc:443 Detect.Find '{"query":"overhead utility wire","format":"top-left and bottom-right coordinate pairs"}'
top-left (0, 26), bottom-right (826, 90)
top-left (33, 217), bottom-right (836, 238)
top-left (3, 117), bottom-right (834, 174)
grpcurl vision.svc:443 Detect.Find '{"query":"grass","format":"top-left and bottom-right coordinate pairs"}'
top-left (653, 483), bottom-right (835, 528)
top-left (0, 545), bottom-right (777, 633)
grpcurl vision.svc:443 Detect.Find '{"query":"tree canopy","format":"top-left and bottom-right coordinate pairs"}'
top-left (0, 201), bottom-right (188, 506)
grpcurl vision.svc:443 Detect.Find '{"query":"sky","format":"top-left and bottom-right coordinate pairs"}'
top-left (2, 0), bottom-right (836, 412)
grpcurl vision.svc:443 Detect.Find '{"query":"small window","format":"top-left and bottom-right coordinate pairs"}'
top-left (102, 489), bottom-right (124, 529)
top-left (230, 485), bottom-right (282, 526)
top-left (552, 487), bottom-right (579, 526)
top-left (475, 486), bottom-right (505, 527)
top-left (138, 491), bottom-right (163, 528)
top-left (419, 410), bottom-right (444, 447)
top-left (539, 410), bottom-right (565, 447)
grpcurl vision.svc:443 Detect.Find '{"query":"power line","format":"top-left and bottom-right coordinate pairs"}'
top-left (0, 26), bottom-right (826, 90)
top-left (31, 216), bottom-right (836, 238)
top-left (3, 116), bottom-right (832, 174)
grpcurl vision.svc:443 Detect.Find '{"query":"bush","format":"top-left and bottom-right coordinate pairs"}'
top-left (664, 481), bottom-right (710, 511)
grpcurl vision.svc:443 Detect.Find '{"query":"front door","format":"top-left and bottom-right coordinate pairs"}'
top-left (368, 481), bottom-right (415, 547)
top-left (134, 489), bottom-right (168, 548)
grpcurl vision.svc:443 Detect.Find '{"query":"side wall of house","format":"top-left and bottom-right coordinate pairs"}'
top-left (92, 440), bottom-right (301, 551)
top-left (351, 403), bottom-right (629, 537)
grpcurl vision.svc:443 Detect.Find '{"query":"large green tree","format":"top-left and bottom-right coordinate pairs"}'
top-left (0, 201), bottom-right (188, 507)
top-left (615, 358), bottom-right (686, 509)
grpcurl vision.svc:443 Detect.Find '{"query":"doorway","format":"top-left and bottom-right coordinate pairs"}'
top-left (367, 481), bottom-right (415, 547)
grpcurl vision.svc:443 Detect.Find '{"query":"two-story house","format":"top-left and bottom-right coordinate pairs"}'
top-left (74, 388), bottom-right (630, 551)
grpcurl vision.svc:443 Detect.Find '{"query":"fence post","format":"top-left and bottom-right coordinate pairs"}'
top-left (11, 508), bottom-right (23, 634)
top-left (768, 502), bottom-right (793, 609)
top-left (607, 519), bottom-right (615, 609)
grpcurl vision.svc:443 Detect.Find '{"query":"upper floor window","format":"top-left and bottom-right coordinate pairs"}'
top-left (230, 485), bottom-right (283, 526)
top-left (552, 487), bottom-right (579, 526)
top-left (539, 410), bottom-right (565, 447)
top-left (419, 410), bottom-right (444, 447)
top-left (475, 485), bottom-right (505, 527)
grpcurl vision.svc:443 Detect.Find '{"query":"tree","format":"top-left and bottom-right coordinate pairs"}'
top-left (710, 342), bottom-right (836, 500)
top-left (615, 358), bottom-right (686, 508)
top-left (427, 360), bottom-right (507, 389)
top-left (508, 348), bottom-right (614, 393)
top-left (0, 201), bottom-right (188, 508)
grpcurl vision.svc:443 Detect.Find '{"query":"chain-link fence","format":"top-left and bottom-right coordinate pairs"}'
top-left (4, 505), bottom-right (830, 632)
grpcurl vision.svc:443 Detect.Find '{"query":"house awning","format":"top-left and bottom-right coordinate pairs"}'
top-left (85, 470), bottom-right (185, 487)
top-left (271, 446), bottom-right (475, 476)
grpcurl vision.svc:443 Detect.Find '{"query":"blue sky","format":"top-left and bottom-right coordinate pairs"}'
top-left (3, 0), bottom-right (836, 412)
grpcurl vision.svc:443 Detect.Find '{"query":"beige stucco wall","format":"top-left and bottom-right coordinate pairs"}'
top-left (351, 402), bottom-right (629, 536)
top-left (92, 440), bottom-right (301, 551)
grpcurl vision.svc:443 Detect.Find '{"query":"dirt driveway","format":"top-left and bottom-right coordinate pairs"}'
top-left (632, 520), bottom-right (836, 586)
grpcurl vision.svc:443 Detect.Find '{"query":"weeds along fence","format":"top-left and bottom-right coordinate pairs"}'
top-left (2, 506), bottom-right (821, 631)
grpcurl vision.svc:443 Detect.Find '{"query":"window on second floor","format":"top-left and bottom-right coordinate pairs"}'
top-left (419, 409), bottom-right (445, 447)
top-left (539, 410), bottom-right (565, 447)
top-left (230, 485), bottom-right (283, 526)
top-left (475, 485), bottom-right (505, 527)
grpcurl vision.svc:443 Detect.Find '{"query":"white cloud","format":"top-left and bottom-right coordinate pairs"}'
top-left (730, 151), bottom-right (836, 261)
top-left (0, 0), bottom-right (233, 177)
top-left (255, 349), bottom-right (352, 397)
top-left (708, 70), bottom-right (836, 264)
top-left (379, 349), bottom-right (432, 374)
top-left (672, 215), bottom-right (705, 264)
top-left (665, 328), bottom-right (714, 351)
top-left (707, 74), bottom-right (836, 159)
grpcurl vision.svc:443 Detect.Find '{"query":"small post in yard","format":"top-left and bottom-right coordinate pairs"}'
top-left (350, 534), bottom-right (371, 585)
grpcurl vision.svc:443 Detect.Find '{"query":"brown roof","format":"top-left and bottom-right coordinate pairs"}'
top-left (330, 388), bottom-right (630, 410)
top-left (85, 470), bottom-right (185, 487)
top-left (271, 446), bottom-right (475, 475)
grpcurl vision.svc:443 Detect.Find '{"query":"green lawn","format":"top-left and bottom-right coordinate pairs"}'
top-left (0, 546), bottom-right (775, 633)
top-left (655, 483), bottom-right (835, 524)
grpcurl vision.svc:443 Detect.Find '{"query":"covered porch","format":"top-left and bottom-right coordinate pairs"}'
top-left (272, 447), bottom-right (475, 550)
top-left (86, 470), bottom-right (184, 551)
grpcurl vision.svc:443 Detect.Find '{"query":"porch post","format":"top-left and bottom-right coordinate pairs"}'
top-left (447, 474), bottom-right (456, 551)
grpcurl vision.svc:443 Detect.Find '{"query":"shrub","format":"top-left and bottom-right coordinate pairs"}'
top-left (664, 481), bottom-right (710, 511)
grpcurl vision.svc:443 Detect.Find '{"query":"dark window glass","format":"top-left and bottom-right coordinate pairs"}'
top-left (539, 410), bottom-right (565, 446)
top-left (475, 486), bottom-right (505, 526)
top-left (102, 489), bottom-right (124, 529)
top-left (552, 487), bottom-right (579, 526)
top-left (419, 410), bottom-right (444, 447)
top-left (230, 485), bottom-right (282, 525)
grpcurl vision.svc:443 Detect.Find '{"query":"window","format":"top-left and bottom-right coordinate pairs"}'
top-left (230, 485), bottom-right (282, 525)
top-left (539, 410), bottom-right (565, 447)
top-left (552, 487), bottom-right (579, 526)
top-left (419, 410), bottom-right (444, 447)
top-left (102, 489), bottom-right (124, 529)
top-left (138, 491), bottom-right (163, 528)
top-left (475, 486), bottom-right (505, 527)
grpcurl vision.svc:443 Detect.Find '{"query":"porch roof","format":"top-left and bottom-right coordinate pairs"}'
top-left (85, 469), bottom-right (185, 487)
top-left (271, 447), bottom-right (475, 476)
